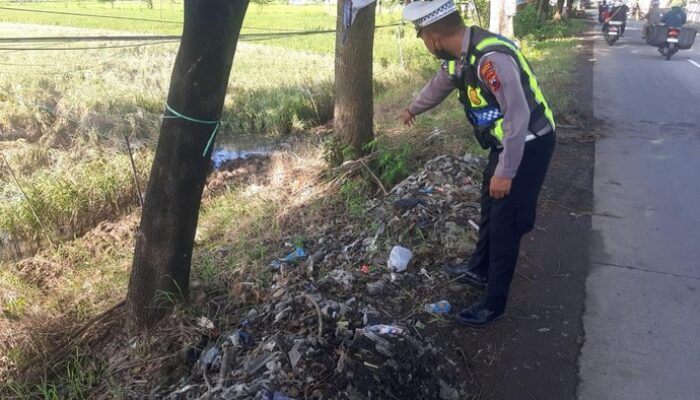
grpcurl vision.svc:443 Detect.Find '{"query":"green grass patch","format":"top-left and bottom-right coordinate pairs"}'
top-left (0, 144), bottom-right (151, 248)
top-left (0, 1), bottom-right (431, 67)
top-left (515, 4), bottom-right (588, 40)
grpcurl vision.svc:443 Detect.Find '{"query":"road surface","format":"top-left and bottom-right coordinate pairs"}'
top-left (578, 18), bottom-right (700, 400)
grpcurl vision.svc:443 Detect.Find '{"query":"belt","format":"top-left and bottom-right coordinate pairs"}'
top-left (492, 126), bottom-right (553, 150)
top-left (525, 126), bottom-right (553, 142)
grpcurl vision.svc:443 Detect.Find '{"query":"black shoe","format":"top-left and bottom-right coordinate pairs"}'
top-left (442, 263), bottom-right (488, 289)
top-left (455, 301), bottom-right (504, 327)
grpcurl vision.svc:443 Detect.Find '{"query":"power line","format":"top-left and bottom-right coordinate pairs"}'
top-left (0, 35), bottom-right (179, 43)
top-left (0, 6), bottom-right (182, 24)
top-left (0, 22), bottom-right (403, 50)
top-left (0, 40), bottom-right (177, 51)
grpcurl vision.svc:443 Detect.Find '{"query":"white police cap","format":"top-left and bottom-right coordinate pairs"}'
top-left (403, 0), bottom-right (458, 31)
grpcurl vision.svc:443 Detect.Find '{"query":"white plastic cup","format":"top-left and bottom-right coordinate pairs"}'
top-left (388, 245), bottom-right (413, 272)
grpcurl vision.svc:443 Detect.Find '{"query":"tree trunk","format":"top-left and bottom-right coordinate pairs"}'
top-left (334, 0), bottom-right (376, 158)
top-left (537, 0), bottom-right (549, 22)
top-left (126, 0), bottom-right (250, 331)
top-left (554, 0), bottom-right (566, 20)
top-left (489, 0), bottom-right (503, 33)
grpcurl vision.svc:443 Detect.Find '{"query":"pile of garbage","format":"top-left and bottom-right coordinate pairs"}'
top-left (164, 155), bottom-right (484, 400)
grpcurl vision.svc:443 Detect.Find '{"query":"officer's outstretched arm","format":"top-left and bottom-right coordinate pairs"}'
top-left (408, 67), bottom-right (457, 116)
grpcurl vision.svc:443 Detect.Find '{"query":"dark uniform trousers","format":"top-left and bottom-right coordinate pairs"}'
top-left (468, 132), bottom-right (556, 312)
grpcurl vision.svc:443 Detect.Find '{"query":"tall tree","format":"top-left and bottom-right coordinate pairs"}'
top-left (334, 0), bottom-right (377, 158)
top-left (126, 0), bottom-right (250, 330)
top-left (554, 0), bottom-right (566, 20)
top-left (537, 0), bottom-right (550, 22)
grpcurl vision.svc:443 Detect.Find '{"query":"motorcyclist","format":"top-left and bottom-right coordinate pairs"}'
top-left (643, 0), bottom-right (663, 38)
top-left (661, 0), bottom-right (687, 28)
top-left (598, 0), bottom-right (610, 23)
top-left (604, 1), bottom-right (629, 35)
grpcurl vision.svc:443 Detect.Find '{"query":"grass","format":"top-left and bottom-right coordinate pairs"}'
top-left (0, 6), bottom-right (589, 396)
top-left (0, 1), bottom-right (431, 68)
top-left (0, 21), bottom-right (428, 248)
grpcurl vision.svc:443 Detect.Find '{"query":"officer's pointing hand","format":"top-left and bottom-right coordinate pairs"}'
top-left (490, 176), bottom-right (512, 199)
top-left (399, 109), bottom-right (416, 127)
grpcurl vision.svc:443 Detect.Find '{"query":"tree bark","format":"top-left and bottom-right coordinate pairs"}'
top-left (334, 0), bottom-right (376, 158)
top-left (554, 0), bottom-right (566, 20)
top-left (537, 0), bottom-right (549, 22)
top-left (126, 0), bottom-right (250, 331)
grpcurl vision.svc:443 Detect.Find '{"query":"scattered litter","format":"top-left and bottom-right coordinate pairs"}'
top-left (537, 327), bottom-right (551, 333)
top-left (363, 324), bottom-right (405, 336)
top-left (439, 379), bottom-right (460, 400)
top-left (365, 281), bottom-right (385, 296)
top-left (324, 269), bottom-right (355, 289)
top-left (468, 219), bottom-right (480, 232)
top-left (270, 246), bottom-right (307, 269)
top-left (161, 155), bottom-right (483, 399)
top-left (425, 300), bottom-right (451, 314)
top-left (388, 245), bottom-right (413, 272)
top-left (197, 316), bottom-right (215, 330)
top-left (260, 389), bottom-right (296, 400)
top-left (288, 339), bottom-right (305, 369)
top-left (393, 198), bottom-right (422, 210)
top-left (201, 347), bottom-right (220, 367)
top-left (362, 305), bottom-right (382, 326)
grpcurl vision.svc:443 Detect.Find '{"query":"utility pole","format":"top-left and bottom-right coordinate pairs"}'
top-left (490, 0), bottom-right (516, 37)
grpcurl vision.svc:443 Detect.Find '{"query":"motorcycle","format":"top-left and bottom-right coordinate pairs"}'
top-left (646, 24), bottom-right (697, 61)
top-left (604, 20), bottom-right (624, 45)
top-left (658, 26), bottom-right (680, 60)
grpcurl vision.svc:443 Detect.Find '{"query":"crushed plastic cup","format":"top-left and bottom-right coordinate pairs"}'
top-left (364, 324), bottom-right (405, 336)
top-left (387, 245), bottom-right (413, 272)
top-left (424, 300), bottom-right (451, 314)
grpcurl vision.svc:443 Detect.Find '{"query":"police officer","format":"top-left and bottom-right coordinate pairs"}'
top-left (401, 0), bottom-right (556, 327)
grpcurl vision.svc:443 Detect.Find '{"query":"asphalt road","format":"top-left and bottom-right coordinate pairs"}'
top-left (578, 18), bottom-right (700, 400)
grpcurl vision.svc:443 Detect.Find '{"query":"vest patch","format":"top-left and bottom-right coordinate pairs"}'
top-left (469, 106), bottom-right (503, 127)
top-left (480, 61), bottom-right (501, 92)
top-left (468, 87), bottom-right (482, 105)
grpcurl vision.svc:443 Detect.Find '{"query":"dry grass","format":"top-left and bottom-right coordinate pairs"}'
top-left (0, 15), bottom-right (588, 398)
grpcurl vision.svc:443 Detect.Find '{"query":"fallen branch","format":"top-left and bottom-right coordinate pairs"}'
top-left (359, 159), bottom-right (388, 196)
top-left (304, 294), bottom-right (323, 337)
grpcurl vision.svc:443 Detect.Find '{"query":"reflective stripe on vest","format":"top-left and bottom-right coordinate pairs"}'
top-left (474, 38), bottom-right (556, 131)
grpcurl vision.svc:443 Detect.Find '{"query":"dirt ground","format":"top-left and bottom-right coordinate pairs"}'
top-left (1, 26), bottom-right (599, 400)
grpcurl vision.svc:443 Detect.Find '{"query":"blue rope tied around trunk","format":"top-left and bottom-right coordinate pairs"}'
top-left (164, 103), bottom-right (220, 157)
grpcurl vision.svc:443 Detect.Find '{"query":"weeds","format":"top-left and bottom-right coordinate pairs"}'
top-left (366, 139), bottom-right (412, 186)
top-left (4, 348), bottom-right (106, 400)
top-left (0, 5), bottom-right (589, 395)
top-left (515, 4), bottom-right (588, 40)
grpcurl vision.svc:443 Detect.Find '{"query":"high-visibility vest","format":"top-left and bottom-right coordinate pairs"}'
top-left (446, 26), bottom-right (555, 149)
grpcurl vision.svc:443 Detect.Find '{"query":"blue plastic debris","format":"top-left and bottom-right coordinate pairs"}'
top-left (419, 186), bottom-right (434, 194)
top-left (270, 246), bottom-right (307, 270)
top-left (283, 246), bottom-right (306, 262)
top-left (424, 300), bottom-right (451, 314)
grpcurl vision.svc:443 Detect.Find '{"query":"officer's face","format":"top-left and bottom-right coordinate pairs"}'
top-left (419, 31), bottom-right (438, 54)
top-left (420, 32), bottom-right (455, 61)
